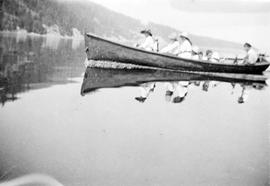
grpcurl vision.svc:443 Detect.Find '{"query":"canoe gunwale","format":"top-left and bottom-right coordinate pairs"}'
top-left (85, 33), bottom-right (269, 68)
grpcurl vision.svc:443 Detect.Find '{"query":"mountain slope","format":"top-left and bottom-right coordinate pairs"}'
top-left (1, 0), bottom-right (242, 50)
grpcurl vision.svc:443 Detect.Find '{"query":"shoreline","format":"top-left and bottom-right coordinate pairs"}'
top-left (0, 29), bottom-right (84, 40)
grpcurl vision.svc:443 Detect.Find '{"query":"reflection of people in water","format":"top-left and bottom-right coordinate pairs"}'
top-left (230, 83), bottom-right (236, 94)
top-left (164, 81), bottom-right (189, 103)
top-left (252, 83), bottom-right (265, 90)
top-left (238, 84), bottom-right (248, 104)
top-left (135, 82), bottom-right (156, 103)
top-left (172, 81), bottom-right (189, 103)
top-left (202, 81), bottom-right (219, 92)
top-left (237, 83), bottom-right (266, 104)
top-left (202, 81), bottom-right (210, 92)
top-left (134, 81), bottom-right (266, 104)
top-left (164, 82), bottom-right (175, 102)
top-left (192, 81), bottom-right (201, 87)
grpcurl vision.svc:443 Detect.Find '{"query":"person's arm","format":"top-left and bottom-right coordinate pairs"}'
top-left (160, 45), bottom-right (172, 53)
top-left (160, 42), bottom-right (178, 53)
top-left (242, 54), bottom-right (249, 64)
top-left (248, 53), bottom-right (258, 64)
top-left (243, 55), bottom-right (257, 65)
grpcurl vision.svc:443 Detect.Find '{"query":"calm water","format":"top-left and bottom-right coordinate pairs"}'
top-left (0, 34), bottom-right (269, 186)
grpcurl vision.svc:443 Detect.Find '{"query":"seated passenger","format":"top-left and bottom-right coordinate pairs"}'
top-left (212, 52), bottom-right (220, 62)
top-left (243, 43), bottom-right (258, 64)
top-left (198, 51), bottom-right (204, 60)
top-left (160, 33), bottom-right (179, 54)
top-left (205, 50), bottom-right (213, 61)
top-left (177, 32), bottom-right (192, 59)
top-left (191, 46), bottom-right (199, 60)
top-left (137, 29), bottom-right (155, 51)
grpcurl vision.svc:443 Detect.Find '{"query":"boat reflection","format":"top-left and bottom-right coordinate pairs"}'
top-left (81, 67), bottom-right (268, 104)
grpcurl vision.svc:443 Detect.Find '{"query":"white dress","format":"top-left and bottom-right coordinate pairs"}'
top-left (191, 55), bottom-right (199, 60)
top-left (246, 48), bottom-right (258, 64)
top-left (139, 36), bottom-right (155, 51)
top-left (177, 40), bottom-right (192, 59)
top-left (160, 41), bottom-right (179, 54)
top-left (210, 52), bottom-right (220, 62)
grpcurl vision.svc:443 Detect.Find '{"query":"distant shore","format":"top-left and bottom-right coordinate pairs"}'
top-left (0, 26), bottom-right (84, 41)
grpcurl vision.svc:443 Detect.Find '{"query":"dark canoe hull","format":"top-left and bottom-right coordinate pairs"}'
top-left (81, 67), bottom-right (267, 95)
top-left (85, 33), bottom-right (270, 74)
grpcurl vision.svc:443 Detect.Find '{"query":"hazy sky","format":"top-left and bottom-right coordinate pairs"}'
top-left (78, 0), bottom-right (270, 50)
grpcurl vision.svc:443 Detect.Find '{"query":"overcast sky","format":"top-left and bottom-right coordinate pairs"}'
top-left (73, 0), bottom-right (270, 50)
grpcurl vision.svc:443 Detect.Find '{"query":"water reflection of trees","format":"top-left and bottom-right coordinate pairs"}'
top-left (81, 67), bottom-right (267, 105)
top-left (0, 34), bottom-right (85, 106)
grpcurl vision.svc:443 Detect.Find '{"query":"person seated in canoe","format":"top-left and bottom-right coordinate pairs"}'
top-left (160, 33), bottom-right (180, 55)
top-left (198, 51), bottom-right (204, 60)
top-left (176, 32), bottom-right (192, 59)
top-left (212, 52), bottom-right (220, 62)
top-left (205, 50), bottom-right (220, 62)
top-left (243, 43), bottom-right (258, 64)
top-left (191, 46), bottom-right (200, 60)
top-left (204, 50), bottom-right (211, 60)
top-left (136, 29), bottom-right (155, 51)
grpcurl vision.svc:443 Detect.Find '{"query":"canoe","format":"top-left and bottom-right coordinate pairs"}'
top-left (85, 33), bottom-right (270, 74)
top-left (81, 67), bottom-right (267, 95)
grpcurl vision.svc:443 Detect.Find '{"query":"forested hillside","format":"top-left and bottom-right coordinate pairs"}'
top-left (1, 0), bottom-right (241, 49)
top-left (1, 0), bottom-right (154, 38)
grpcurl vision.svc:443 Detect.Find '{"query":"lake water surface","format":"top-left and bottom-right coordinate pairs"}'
top-left (0, 34), bottom-right (269, 186)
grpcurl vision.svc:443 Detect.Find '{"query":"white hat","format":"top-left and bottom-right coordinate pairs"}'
top-left (192, 46), bottom-right (199, 53)
top-left (140, 29), bottom-right (152, 36)
top-left (179, 32), bottom-right (188, 38)
top-left (168, 32), bottom-right (178, 40)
